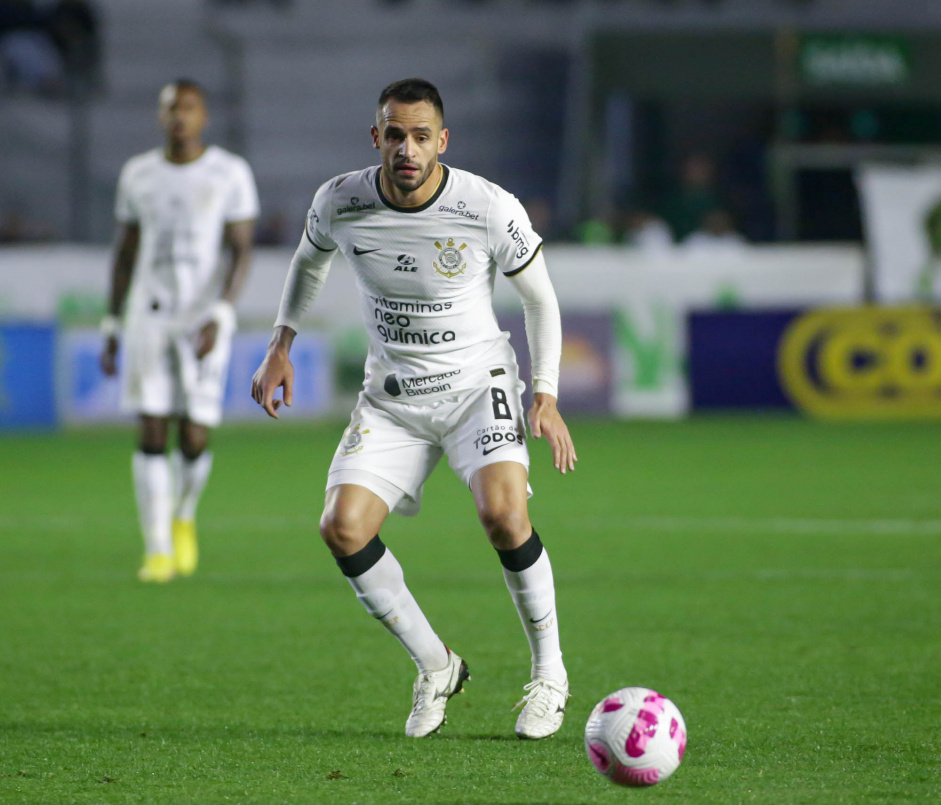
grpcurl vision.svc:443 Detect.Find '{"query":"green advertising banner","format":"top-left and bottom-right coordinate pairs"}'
top-left (799, 34), bottom-right (911, 87)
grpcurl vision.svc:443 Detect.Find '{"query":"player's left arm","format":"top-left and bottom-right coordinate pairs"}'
top-left (506, 250), bottom-right (577, 474)
top-left (196, 218), bottom-right (255, 358)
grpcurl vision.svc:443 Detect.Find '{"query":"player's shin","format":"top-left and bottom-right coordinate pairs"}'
top-left (498, 530), bottom-right (566, 684)
top-left (171, 450), bottom-right (213, 521)
top-left (337, 536), bottom-right (449, 673)
top-left (132, 451), bottom-right (173, 557)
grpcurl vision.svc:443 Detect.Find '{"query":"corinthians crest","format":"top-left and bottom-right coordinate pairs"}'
top-left (433, 238), bottom-right (467, 278)
top-left (340, 424), bottom-right (369, 456)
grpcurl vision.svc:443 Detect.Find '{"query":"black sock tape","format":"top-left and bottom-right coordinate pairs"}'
top-left (335, 535), bottom-right (387, 578)
top-left (138, 446), bottom-right (167, 457)
top-left (497, 529), bottom-right (544, 572)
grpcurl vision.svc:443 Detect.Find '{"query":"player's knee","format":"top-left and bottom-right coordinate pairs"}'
top-left (478, 503), bottom-right (531, 550)
top-left (179, 423), bottom-right (209, 459)
top-left (138, 418), bottom-right (169, 454)
top-left (319, 506), bottom-right (372, 557)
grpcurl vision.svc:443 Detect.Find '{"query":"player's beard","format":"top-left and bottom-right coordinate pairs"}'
top-left (388, 159), bottom-right (437, 196)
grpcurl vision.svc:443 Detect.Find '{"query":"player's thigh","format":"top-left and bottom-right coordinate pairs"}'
top-left (121, 319), bottom-right (175, 417)
top-left (470, 461), bottom-right (532, 549)
top-left (328, 396), bottom-right (442, 517)
top-left (442, 369), bottom-right (530, 489)
top-left (176, 323), bottom-right (234, 428)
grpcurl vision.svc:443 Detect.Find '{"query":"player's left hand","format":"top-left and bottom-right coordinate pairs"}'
top-left (195, 321), bottom-right (218, 358)
top-left (528, 392), bottom-right (577, 474)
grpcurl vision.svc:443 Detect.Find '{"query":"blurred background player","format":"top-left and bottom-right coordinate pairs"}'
top-left (252, 78), bottom-right (576, 740)
top-left (100, 79), bottom-right (259, 582)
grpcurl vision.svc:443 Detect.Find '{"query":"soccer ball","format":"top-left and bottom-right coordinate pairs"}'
top-left (584, 687), bottom-right (687, 787)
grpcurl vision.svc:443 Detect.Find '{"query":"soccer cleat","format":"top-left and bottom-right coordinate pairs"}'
top-left (404, 649), bottom-right (470, 738)
top-left (514, 677), bottom-right (570, 740)
top-left (137, 553), bottom-right (175, 583)
top-left (172, 519), bottom-right (198, 576)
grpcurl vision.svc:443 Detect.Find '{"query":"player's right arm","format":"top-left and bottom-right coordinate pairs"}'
top-left (251, 183), bottom-right (337, 419)
top-left (100, 221), bottom-right (140, 376)
top-left (252, 324), bottom-right (297, 418)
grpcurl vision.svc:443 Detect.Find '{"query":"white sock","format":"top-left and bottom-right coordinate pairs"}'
top-left (132, 452), bottom-right (172, 557)
top-left (171, 450), bottom-right (213, 521)
top-left (346, 547), bottom-right (450, 674)
top-left (503, 549), bottom-right (566, 683)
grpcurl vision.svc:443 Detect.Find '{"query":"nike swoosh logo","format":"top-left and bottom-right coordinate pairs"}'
top-left (529, 611), bottom-right (552, 624)
top-left (353, 246), bottom-right (380, 255)
top-left (482, 442), bottom-right (512, 456)
top-left (376, 609), bottom-right (394, 620)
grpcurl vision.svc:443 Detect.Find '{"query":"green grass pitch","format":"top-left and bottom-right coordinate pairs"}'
top-left (1, 415), bottom-right (939, 804)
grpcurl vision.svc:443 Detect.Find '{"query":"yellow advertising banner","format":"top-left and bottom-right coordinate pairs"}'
top-left (779, 306), bottom-right (941, 419)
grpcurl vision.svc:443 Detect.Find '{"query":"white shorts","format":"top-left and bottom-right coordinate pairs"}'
top-left (120, 312), bottom-right (234, 427)
top-left (327, 365), bottom-right (531, 516)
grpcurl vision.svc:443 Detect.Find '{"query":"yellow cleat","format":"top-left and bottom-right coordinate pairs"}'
top-left (172, 519), bottom-right (198, 576)
top-left (138, 553), bottom-right (175, 583)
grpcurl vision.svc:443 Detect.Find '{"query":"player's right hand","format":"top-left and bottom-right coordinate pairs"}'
top-left (100, 336), bottom-right (119, 376)
top-left (251, 346), bottom-right (294, 419)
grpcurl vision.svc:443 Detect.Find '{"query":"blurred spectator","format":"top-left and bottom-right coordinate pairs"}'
top-left (0, 205), bottom-right (57, 242)
top-left (574, 211), bottom-right (617, 245)
top-left (47, 0), bottom-right (100, 93)
top-left (621, 208), bottom-right (673, 254)
top-left (0, 0), bottom-right (62, 93)
top-left (683, 209), bottom-right (747, 255)
top-left (660, 153), bottom-right (723, 242)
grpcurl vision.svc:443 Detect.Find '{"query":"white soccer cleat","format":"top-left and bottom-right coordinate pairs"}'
top-left (514, 677), bottom-right (570, 740)
top-left (404, 649), bottom-right (470, 738)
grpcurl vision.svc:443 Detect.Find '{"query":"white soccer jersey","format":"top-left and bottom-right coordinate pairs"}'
top-left (115, 145), bottom-right (259, 327)
top-left (303, 164), bottom-right (542, 398)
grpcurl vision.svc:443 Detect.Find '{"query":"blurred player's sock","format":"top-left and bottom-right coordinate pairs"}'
top-left (171, 450), bottom-right (213, 521)
top-left (499, 530), bottom-right (567, 684)
top-left (133, 451), bottom-right (173, 577)
top-left (337, 536), bottom-right (450, 673)
top-left (170, 451), bottom-right (212, 576)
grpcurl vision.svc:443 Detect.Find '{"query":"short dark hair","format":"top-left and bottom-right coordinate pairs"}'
top-left (169, 78), bottom-right (206, 101)
top-left (377, 78), bottom-right (443, 121)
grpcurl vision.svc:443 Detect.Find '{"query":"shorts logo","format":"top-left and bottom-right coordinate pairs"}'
top-left (457, 201), bottom-right (466, 209)
top-left (341, 424), bottom-right (370, 455)
top-left (434, 238), bottom-right (467, 278)
top-left (474, 425), bottom-right (525, 453)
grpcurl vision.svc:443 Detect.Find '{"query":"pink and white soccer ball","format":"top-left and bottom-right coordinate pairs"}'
top-left (584, 687), bottom-right (687, 787)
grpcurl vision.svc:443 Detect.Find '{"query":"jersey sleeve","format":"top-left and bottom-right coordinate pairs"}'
top-left (486, 187), bottom-right (543, 276)
top-left (304, 180), bottom-right (338, 252)
top-left (224, 158), bottom-right (260, 223)
top-left (114, 162), bottom-right (138, 223)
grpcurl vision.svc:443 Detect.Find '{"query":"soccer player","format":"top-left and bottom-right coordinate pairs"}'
top-left (100, 79), bottom-right (259, 583)
top-left (251, 78), bottom-right (576, 739)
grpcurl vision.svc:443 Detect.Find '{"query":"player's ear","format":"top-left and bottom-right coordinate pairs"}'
top-left (438, 127), bottom-right (449, 156)
top-left (371, 125), bottom-right (380, 150)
